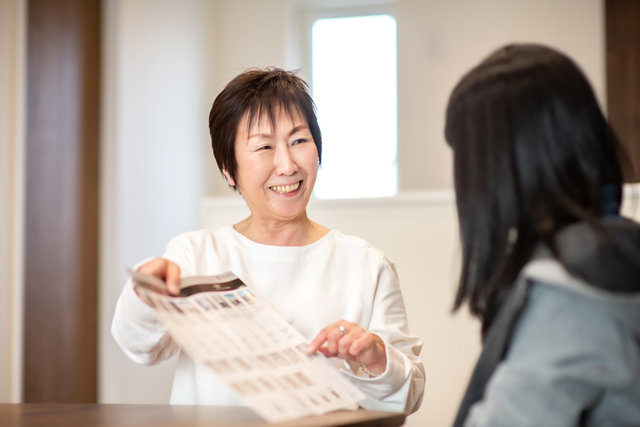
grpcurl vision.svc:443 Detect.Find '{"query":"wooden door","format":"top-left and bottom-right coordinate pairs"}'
top-left (24, 0), bottom-right (100, 403)
top-left (607, 0), bottom-right (640, 182)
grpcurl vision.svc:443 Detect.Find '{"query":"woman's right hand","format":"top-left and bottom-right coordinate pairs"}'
top-left (137, 258), bottom-right (182, 296)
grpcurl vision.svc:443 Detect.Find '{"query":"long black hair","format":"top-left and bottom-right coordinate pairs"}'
top-left (445, 44), bottom-right (625, 335)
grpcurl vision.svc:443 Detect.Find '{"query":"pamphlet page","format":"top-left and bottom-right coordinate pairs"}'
top-left (130, 270), bottom-right (365, 423)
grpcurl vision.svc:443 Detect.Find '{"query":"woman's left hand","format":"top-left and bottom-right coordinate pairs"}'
top-left (307, 320), bottom-right (387, 376)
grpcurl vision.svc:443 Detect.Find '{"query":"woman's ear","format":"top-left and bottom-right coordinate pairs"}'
top-left (222, 169), bottom-right (236, 186)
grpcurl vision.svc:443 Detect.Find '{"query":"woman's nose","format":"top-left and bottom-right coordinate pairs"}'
top-left (274, 146), bottom-right (298, 175)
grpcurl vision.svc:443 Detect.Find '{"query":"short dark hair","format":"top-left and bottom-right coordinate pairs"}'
top-left (208, 67), bottom-right (322, 187)
top-left (445, 44), bottom-right (626, 334)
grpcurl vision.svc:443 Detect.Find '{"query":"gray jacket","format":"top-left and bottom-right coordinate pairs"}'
top-left (461, 217), bottom-right (640, 426)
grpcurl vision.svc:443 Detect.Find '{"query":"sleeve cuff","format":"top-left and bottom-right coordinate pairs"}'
top-left (121, 278), bottom-right (162, 327)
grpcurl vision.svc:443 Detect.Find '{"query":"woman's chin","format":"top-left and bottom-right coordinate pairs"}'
top-left (267, 198), bottom-right (309, 220)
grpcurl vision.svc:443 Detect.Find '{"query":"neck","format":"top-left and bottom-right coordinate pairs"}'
top-left (233, 213), bottom-right (329, 246)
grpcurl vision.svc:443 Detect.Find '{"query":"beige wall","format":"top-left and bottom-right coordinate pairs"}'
top-left (204, 0), bottom-right (605, 193)
top-left (397, 0), bottom-right (604, 190)
top-left (0, 0), bottom-right (25, 404)
top-left (99, 0), bottom-right (219, 403)
top-left (207, 0), bottom-right (293, 195)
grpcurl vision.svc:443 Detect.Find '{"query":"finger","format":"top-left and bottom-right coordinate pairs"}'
top-left (351, 334), bottom-right (386, 369)
top-left (336, 331), bottom-right (360, 360)
top-left (337, 323), bottom-right (366, 360)
top-left (307, 321), bottom-right (341, 353)
top-left (307, 329), bottom-right (330, 353)
top-left (348, 333), bottom-right (376, 359)
top-left (137, 258), bottom-right (181, 296)
top-left (316, 346), bottom-right (332, 358)
top-left (165, 261), bottom-right (181, 295)
top-left (336, 323), bottom-right (365, 357)
top-left (326, 327), bottom-right (346, 356)
top-left (137, 258), bottom-right (164, 277)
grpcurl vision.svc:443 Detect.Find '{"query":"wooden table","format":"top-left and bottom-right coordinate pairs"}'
top-left (0, 404), bottom-right (406, 427)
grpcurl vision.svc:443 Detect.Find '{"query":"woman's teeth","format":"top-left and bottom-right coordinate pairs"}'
top-left (270, 182), bottom-right (300, 194)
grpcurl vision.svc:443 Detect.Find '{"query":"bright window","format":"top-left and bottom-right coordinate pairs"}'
top-left (311, 14), bottom-right (397, 199)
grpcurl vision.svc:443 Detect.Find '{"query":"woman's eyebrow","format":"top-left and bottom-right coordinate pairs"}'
top-left (248, 125), bottom-right (309, 140)
top-left (289, 125), bottom-right (310, 136)
top-left (247, 132), bottom-right (273, 140)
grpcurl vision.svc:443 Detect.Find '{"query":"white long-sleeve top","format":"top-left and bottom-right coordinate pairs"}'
top-left (111, 226), bottom-right (425, 413)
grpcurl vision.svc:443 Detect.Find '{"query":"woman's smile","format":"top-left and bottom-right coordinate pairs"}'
top-left (269, 180), bottom-right (302, 195)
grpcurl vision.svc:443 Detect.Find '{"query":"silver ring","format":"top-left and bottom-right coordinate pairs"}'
top-left (339, 325), bottom-right (346, 335)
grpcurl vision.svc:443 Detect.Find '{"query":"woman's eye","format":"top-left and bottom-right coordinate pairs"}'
top-left (293, 138), bottom-right (308, 145)
top-left (257, 145), bottom-right (272, 151)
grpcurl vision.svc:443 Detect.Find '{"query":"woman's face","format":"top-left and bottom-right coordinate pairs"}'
top-left (226, 106), bottom-right (318, 223)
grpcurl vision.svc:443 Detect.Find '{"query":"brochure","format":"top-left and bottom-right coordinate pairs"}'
top-left (130, 269), bottom-right (366, 423)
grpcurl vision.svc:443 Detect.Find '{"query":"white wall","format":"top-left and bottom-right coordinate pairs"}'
top-left (99, 0), bottom-right (219, 403)
top-left (0, 0), bottom-right (25, 404)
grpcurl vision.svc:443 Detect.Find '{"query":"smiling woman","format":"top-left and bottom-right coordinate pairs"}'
top-left (111, 68), bottom-right (425, 413)
top-left (227, 107), bottom-right (324, 246)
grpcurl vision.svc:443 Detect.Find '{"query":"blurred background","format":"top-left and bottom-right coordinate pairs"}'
top-left (1, 0), bottom-right (639, 425)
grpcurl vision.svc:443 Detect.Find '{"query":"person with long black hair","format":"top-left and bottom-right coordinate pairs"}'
top-left (445, 44), bottom-right (640, 426)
